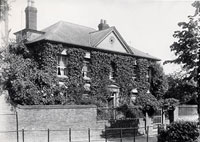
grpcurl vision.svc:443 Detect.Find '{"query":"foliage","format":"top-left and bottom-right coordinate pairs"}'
top-left (161, 98), bottom-right (179, 111)
top-left (165, 73), bottom-right (197, 104)
top-left (116, 104), bottom-right (143, 118)
top-left (157, 121), bottom-right (199, 142)
top-left (136, 93), bottom-right (160, 117)
top-left (150, 63), bottom-right (168, 99)
top-left (3, 42), bottom-right (67, 105)
top-left (3, 39), bottom-right (166, 116)
top-left (0, 0), bottom-right (9, 22)
top-left (164, 1), bottom-right (200, 117)
top-left (164, 2), bottom-right (199, 82)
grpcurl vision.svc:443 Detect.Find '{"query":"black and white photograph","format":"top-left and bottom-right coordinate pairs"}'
top-left (0, 0), bottom-right (199, 142)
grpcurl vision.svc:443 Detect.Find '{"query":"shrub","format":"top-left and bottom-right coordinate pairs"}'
top-left (157, 121), bottom-right (199, 142)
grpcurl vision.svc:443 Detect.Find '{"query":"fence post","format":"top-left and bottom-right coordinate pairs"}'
top-left (105, 125), bottom-right (107, 142)
top-left (88, 128), bottom-right (90, 142)
top-left (16, 111), bottom-right (19, 142)
top-left (22, 129), bottom-right (24, 142)
top-left (47, 129), bottom-right (50, 142)
top-left (69, 128), bottom-right (71, 142)
top-left (133, 127), bottom-right (135, 142)
top-left (120, 128), bottom-right (123, 142)
top-left (146, 126), bottom-right (149, 142)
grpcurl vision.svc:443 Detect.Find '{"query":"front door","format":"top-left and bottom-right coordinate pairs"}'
top-left (107, 92), bottom-right (118, 119)
top-left (152, 109), bottom-right (162, 133)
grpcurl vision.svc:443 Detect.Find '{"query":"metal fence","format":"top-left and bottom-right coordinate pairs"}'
top-left (0, 126), bottom-right (158, 142)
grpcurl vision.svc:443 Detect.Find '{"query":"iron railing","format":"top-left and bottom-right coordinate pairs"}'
top-left (0, 126), bottom-right (158, 142)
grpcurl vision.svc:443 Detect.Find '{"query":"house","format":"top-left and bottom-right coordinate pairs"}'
top-left (14, 0), bottom-right (160, 110)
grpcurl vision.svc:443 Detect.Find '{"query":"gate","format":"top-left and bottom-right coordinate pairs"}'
top-left (152, 109), bottom-right (162, 133)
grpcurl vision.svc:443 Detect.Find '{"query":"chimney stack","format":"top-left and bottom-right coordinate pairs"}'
top-left (25, 0), bottom-right (37, 30)
top-left (98, 19), bottom-right (109, 30)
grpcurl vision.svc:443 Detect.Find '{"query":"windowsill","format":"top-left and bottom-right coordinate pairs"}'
top-left (109, 78), bottom-right (116, 82)
top-left (57, 75), bottom-right (68, 78)
top-left (83, 76), bottom-right (91, 81)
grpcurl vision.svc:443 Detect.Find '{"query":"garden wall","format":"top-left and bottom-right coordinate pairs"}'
top-left (174, 105), bottom-right (198, 122)
top-left (17, 105), bottom-right (97, 130)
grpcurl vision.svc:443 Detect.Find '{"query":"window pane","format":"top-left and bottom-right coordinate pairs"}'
top-left (64, 68), bottom-right (68, 76)
top-left (58, 55), bottom-right (67, 67)
top-left (57, 67), bottom-right (61, 75)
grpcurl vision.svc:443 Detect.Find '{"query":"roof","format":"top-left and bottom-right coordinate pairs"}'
top-left (26, 21), bottom-right (160, 61)
top-left (29, 21), bottom-right (95, 47)
top-left (129, 46), bottom-right (160, 60)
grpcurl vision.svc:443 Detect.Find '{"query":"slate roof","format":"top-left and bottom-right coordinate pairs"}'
top-left (27, 21), bottom-right (160, 61)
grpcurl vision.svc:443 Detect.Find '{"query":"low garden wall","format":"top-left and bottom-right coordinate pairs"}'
top-left (174, 105), bottom-right (198, 122)
top-left (17, 105), bottom-right (97, 130)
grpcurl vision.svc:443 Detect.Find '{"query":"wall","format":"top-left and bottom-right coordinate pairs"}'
top-left (17, 105), bottom-right (97, 130)
top-left (97, 32), bottom-right (128, 53)
top-left (16, 105), bottom-right (98, 142)
top-left (174, 105), bottom-right (198, 122)
top-left (0, 93), bottom-right (17, 142)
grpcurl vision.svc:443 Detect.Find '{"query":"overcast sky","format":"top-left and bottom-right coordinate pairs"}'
top-left (8, 0), bottom-right (195, 74)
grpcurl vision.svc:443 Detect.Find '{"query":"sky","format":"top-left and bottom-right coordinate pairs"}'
top-left (6, 0), bottom-right (196, 74)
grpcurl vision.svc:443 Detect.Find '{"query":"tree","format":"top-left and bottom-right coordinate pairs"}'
top-left (150, 62), bottom-right (168, 100)
top-left (164, 1), bottom-right (200, 120)
top-left (0, 0), bottom-right (10, 46)
top-left (2, 41), bottom-right (69, 105)
top-left (165, 73), bottom-right (197, 104)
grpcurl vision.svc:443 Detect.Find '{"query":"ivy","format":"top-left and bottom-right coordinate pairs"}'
top-left (4, 41), bottom-right (164, 116)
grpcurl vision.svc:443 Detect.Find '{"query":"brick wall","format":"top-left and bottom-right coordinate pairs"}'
top-left (17, 105), bottom-right (97, 130)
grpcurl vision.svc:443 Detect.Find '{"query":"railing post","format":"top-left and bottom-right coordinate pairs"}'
top-left (133, 127), bottom-right (135, 142)
top-left (47, 129), bottom-right (50, 142)
top-left (22, 129), bottom-right (24, 142)
top-left (105, 125), bottom-right (107, 142)
top-left (16, 111), bottom-right (19, 142)
top-left (120, 128), bottom-right (123, 142)
top-left (146, 126), bottom-right (149, 142)
top-left (88, 128), bottom-right (90, 142)
top-left (69, 128), bottom-right (71, 142)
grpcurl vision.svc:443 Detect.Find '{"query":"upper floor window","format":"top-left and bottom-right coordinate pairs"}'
top-left (132, 64), bottom-right (137, 81)
top-left (57, 55), bottom-right (68, 77)
top-left (82, 61), bottom-right (90, 81)
top-left (109, 62), bottom-right (117, 81)
top-left (146, 67), bottom-right (152, 83)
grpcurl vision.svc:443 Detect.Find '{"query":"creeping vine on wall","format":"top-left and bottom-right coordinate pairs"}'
top-left (5, 41), bottom-right (163, 116)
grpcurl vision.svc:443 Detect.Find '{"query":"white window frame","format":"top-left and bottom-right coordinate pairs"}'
top-left (57, 55), bottom-right (68, 78)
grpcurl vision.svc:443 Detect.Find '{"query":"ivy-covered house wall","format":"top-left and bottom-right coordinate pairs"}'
top-left (24, 41), bottom-right (161, 117)
top-left (9, 5), bottom-right (165, 118)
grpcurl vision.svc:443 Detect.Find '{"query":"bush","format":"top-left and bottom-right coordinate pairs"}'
top-left (158, 121), bottom-right (199, 142)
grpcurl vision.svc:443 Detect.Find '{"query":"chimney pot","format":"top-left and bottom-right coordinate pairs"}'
top-left (31, 0), bottom-right (35, 7)
top-left (98, 19), bottom-right (109, 31)
top-left (27, 0), bottom-right (31, 6)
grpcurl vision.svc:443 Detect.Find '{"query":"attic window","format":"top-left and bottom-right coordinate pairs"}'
top-left (84, 52), bottom-right (91, 59)
top-left (109, 36), bottom-right (115, 44)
